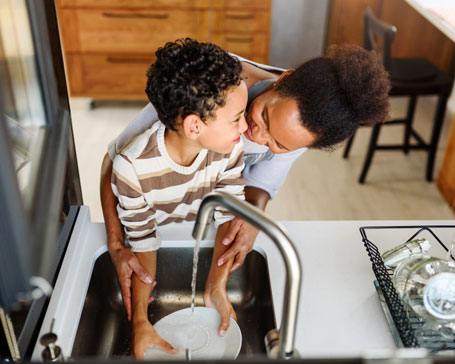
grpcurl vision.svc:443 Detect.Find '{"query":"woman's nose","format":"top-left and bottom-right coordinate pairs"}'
top-left (254, 126), bottom-right (270, 145)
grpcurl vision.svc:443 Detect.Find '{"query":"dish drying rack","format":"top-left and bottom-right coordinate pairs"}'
top-left (360, 225), bottom-right (455, 353)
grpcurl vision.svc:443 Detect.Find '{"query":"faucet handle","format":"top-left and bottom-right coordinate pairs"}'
top-left (40, 319), bottom-right (64, 361)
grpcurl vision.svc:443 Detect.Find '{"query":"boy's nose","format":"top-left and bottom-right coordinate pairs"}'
top-left (239, 116), bottom-right (248, 134)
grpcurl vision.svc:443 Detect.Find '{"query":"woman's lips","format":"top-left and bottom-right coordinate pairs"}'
top-left (234, 136), bottom-right (241, 144)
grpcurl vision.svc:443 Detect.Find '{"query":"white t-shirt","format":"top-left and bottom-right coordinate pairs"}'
top-left (108, 55), bottom-right (306, 198)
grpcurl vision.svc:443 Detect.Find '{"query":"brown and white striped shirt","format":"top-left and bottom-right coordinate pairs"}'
top-left (111, 121), bottom-right (245, 252)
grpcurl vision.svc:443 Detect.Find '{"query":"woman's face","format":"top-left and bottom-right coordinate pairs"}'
top-left (244, 87), bottom-right (316, 154)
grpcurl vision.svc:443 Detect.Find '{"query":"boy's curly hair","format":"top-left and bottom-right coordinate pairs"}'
top-left (146, 38), bottom-right (242, 131)
top-left (276, 44), bottom-right (391, 149)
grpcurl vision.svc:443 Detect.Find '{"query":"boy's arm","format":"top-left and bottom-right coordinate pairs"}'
top-left (101, 153), bottom-right (154, 320)
top-left (132, 251), bottom-right (177, 359)
top-left (204, 221), bottom-right (237, 337)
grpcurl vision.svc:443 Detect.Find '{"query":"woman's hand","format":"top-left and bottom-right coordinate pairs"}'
top-left (109, 246), bottom-right (154, 320)
top-left (216, 217), bottom-right (259, 273)
top-left (132, 319), bottom-right (177, 359)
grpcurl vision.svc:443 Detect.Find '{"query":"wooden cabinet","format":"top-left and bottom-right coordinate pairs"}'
top-left (55, 0), bottom-right (271, 100)
top-left (437, 117), bottom-right (455, 210)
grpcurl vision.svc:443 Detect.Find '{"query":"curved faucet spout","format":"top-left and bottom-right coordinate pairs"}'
top-left (192, 191), bottom-right (302, 359)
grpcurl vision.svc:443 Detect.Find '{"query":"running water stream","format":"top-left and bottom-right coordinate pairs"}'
top-left (186, 238), bottom-right (201, 360)
top-left (190, 239), bottom-right (201, 312)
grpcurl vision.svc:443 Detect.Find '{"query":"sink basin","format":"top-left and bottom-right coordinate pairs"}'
top-left (71, 247), bottom-right (276, 359)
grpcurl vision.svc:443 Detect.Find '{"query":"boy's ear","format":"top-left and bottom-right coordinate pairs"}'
top-left (182, 114), bottom-right (202, 140)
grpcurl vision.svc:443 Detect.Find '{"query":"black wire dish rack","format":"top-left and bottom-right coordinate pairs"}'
top-left (360, 225), bottom-right (455, 353)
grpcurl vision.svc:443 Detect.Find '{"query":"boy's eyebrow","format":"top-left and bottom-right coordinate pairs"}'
top-left (264, 107), bottom-right (291, 151)
top-left (233, 109), bottom-right (245, 118)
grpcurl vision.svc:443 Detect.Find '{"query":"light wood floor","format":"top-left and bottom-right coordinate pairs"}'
top-left (71, 96), bottom-right (455, 223)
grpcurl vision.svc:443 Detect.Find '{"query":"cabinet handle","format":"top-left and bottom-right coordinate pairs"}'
top-left (226, 37), bottom-right (253, 43)
top-left (226, 13), bottom-right (254, 20)
top-left (107, 57), bottom-right (151, 64)
top-left (102, 12), bottom-right (169, 19)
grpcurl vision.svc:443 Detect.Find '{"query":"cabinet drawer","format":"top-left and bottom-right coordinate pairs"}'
top-left (58, 8), bottom-right (210, 54)
top-left (212, 34), bottom-right (268, 63)
top-left (56, 0), bottom-right (210, 9)
top-left (212, 0), bottom-right (271, 10)
top-left (213, 10), bottom-right (270, 33)
top-left (65, 54), bottom-right (152, 99)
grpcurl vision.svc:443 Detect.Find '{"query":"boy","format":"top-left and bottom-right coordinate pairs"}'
top-left (111, 38), bottom-right (248, 358)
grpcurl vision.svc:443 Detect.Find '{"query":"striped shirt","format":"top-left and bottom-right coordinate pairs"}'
top-left (111, 121), bottom-right (245, 252)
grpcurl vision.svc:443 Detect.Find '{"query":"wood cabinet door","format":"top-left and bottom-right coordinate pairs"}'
top-left (437, 116), bottom-right (455, 209)
top-left (58, 8), bottom-right (210, 54)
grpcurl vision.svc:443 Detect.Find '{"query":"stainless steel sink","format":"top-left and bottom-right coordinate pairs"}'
top-left (71, 248), bottom-right (276, 359)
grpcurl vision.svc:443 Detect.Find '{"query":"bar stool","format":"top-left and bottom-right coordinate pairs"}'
top-left (343, 8), bottom-right (453, 183)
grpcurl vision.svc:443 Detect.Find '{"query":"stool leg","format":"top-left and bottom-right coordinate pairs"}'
top-left (343, 133), bottom-right (356, 159)
top-left (404, 96), bottom-right (417, 154)
top-left (359, 123), bottom-right (382, 184)
top-left (426, 93), bottom-right (448, 182)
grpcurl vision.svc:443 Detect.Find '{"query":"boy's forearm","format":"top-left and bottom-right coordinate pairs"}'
top-left (206, 222), bottom-right (234, 289)
top-left (100, 153), bottom-right (124, 251)
top-left (132, 251), bottom-right (157, 323)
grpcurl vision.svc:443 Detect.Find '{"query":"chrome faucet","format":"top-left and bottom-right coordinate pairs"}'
top-left (192, 191), bottom-right (302, 359)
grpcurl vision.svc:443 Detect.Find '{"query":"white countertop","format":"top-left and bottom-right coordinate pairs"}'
top-left (32, 206), bottom-right (455, 360)
top-left (405, 0), bottom-right (455, 41)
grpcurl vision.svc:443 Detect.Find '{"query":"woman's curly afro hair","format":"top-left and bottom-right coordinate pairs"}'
top-left (276, 44), bottom-right (391, 149)
top-left (145, 38), bottom-right (242, 131)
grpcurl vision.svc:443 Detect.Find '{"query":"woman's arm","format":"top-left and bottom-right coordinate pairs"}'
top-left (240, 61), bottom-right (280, 89)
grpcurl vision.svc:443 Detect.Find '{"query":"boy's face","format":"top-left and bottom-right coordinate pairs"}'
top-left (244, 87), bottom-right (316, 154)
top-left (198, 81), bottom-right (248, 154)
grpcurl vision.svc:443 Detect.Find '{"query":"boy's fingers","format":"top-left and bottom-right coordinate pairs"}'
top-left (158, 339), bottom-right (178, 354)
top-left (217, 303), bottom-right (232, 337)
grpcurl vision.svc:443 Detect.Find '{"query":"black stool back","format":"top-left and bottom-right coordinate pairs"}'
top-left (343, 8), bottom-right (453, 183)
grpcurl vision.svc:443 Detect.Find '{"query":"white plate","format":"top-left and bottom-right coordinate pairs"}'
top-left (144, 307), bottom-right (242, 361)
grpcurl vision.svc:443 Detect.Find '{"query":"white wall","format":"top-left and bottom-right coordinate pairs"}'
top-left (269, 0), bottom-right (329, 69)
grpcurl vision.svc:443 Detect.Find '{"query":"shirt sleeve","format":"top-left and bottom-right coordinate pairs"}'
top-left (213, 142), bottom-right (245, 225)
top-left (111, 154), bottom-right (161, 252)
top-left (243, 148), bottom-right (307, 199)
top-left (107, 103), bottom-right (159, 160)
top-left (229, 52), bottom-right (286, 73)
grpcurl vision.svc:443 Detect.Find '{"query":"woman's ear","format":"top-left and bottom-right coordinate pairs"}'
top-left (275, 69), bottom-right (295, 86)
top-left (182, 114), bottom-right (202, 140)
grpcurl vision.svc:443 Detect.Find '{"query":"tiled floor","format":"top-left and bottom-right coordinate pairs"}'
top-left (70, 96), bottom-right (455, 223)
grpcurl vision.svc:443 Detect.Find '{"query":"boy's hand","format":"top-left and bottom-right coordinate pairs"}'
top-left (132, 319), bottom-right (178, 359)
top-left (109, 246), bottom-right (154, 320)
top-left (204, 285), bottom-right (237, 337)
top-left (217, 217), bottom-right (259, 273)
